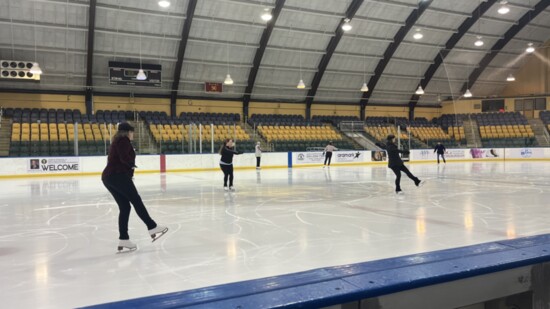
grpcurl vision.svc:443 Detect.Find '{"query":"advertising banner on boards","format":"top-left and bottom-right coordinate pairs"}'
top-left (27, 157), bottom-right (81, 173)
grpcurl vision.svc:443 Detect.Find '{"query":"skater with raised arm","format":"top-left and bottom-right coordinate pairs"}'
top-left (102, 123), bottom-right (167, 252)
top-left (323, 141), bottom-right (338, 168)
top-left (376, 134), bottom-right (424, 195)
top-left (434, 141), bottom-right (446, 164)
top-left (219, 138), bottom-right (243, 191)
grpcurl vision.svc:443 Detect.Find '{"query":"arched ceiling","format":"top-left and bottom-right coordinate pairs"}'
top-left (0, 0), bottom-right (549, 107)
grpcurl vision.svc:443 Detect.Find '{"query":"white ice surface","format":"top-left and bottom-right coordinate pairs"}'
top-left (2, 161), bottom-right (550, 308)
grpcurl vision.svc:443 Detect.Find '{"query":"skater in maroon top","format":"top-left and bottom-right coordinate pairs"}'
top-left (102, 123), bottom-right (167, 252)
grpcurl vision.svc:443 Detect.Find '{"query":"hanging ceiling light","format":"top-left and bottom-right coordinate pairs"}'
top-left (136, 69), bottom-right (147, 80)
top-left (158, 1), bottom-right (170, 8)
top-left (464, 89), bottom-right (473, 98)
top-left (506, 74), bottom-right (516, 82)
top-left (413, 29), bottom-right (423, 40)
top-left (297, 49), bottom-right (306, 89)
top-left (415, 85), bottom-right (424, 95)
top-left (497, 1), bottom-right (510, 14)
top-left (261, 8), bottom-right (272, 21)
top-left (224, 41), bottom-right (233, 85)
top-left (360, 45), bottom-right (368, 92)
top-left (31, 1), bottom-right (42, 75)
top-left (474, 36), bottom-right (484, 47)
top-left (224, 74), bottom-right (234, 85)
top-left (137, 15), bottom-right (146, 81)
top-left (30, 62), bottom-right (42, 75)
top-left (526, 42), bottom-right (535, 53)
top-left (341, 18), bottom-right (352, 31)
top-left (158, 0), bottom-right (170, 8)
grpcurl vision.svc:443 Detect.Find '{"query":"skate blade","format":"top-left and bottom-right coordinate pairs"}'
top-left (417, 180), bottom-right (426, 187)
top-left (151, 227), bottom-right (169, 243)
top-left (116, 246), bottom-right (137, 254)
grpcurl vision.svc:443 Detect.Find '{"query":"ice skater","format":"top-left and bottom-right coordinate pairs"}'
top-left (255, 141), bottom-right (262, 170)
top-left (434, 141), bottom-right (446, 164)
top-left (323, 141), bottom-right (338, 167)
top-left (219, 138), bottom-right (243, 191)
top-left (376, 134), bottom-right (424, 195)
top-left (102, 123), bottom-right (168, 252)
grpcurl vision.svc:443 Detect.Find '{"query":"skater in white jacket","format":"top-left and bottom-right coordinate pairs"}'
top-left (323, 141), bottom-right (338, 167)
top-left (255, 142), bottom-right (262, 169)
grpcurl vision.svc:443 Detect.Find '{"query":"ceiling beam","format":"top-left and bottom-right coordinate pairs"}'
top-left (408, 0), bottom-right (499, 113)
top-left (359, 0), bottom-right (433, 110)
top-left (305, 0), bottom-right (365, 113)
top-left (170, 0), bottom-right (197, 117)
top-left (242, 0), bottom-right (286, 118)
top-left (461, 0), bottom-right (550, 95)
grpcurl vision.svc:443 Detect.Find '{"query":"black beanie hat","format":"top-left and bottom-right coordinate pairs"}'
top-left (386, 134), bottom-right (395, 141)
top-left (118, 122), bottom-right (134, 132)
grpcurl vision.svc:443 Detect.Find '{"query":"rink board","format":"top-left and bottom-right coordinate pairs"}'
top-left (0, 148), bottom-right (549, 177)
top-left (84, 234), bottom-right (550, 308)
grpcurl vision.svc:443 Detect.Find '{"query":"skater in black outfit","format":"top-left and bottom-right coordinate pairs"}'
top-left (102, 123), bottom-right (167, 252)
top-left (323, 141), bottom-right (338, 167)
top-left (376, 134), bottom-right (424, 195)
top-left (434, 142), bottom-right (446, 164)
top-left (219, 139), bottom-right (243, 191)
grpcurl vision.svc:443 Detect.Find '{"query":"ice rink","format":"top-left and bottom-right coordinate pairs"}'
top-left (2, 161), bottom-right (550, 308)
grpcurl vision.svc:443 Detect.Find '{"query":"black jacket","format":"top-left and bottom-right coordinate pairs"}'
top-left (434, 144), bottom-right (446, 154)
top-left (220, 146), bottom-right (243, 164)
top-left (375, 141), bottom-right (409, 168)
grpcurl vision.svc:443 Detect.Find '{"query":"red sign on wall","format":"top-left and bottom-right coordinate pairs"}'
top-left (205, 82), bottom-right (223, 93)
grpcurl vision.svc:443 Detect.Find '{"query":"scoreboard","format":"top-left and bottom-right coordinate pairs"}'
top-left (109, 61), bottom-right (161, 87)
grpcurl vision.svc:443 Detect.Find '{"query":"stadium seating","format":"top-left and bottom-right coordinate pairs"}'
top-left (472, 112), bottom-right (536, 147)
top-left (311, 115), bottom-right (360, 126)
top-left (539, 111), bottom-right (550, 132)
top-left (408, 126), bottom-right (452, 147)
top-left (7, 108), bottom-right (128, 156)
top-left (139, 111), bottom-right (251, 154)
top-left (247, 114), bottom-right (359, 151)
top-left (149, 123), bottom-right (251, 154)
top-left (248, 114), bottom-right (320, 127)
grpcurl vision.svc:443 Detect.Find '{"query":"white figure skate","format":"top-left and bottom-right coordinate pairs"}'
top-left (149, 225), bottom-right (168, 242)
top-left (117, 239), bottom-right (137, 253)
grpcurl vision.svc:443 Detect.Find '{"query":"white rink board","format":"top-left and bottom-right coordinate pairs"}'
top-left (0, 148), bottom-right (549, 177)
top-left (293, 150), bottom-right (372, 166)
top-left (504, 148), bottom-right (547, 159)
top-left (410, 147), bottom-right (550, 162)
top-left (410, 149), bottom-right (468, 161)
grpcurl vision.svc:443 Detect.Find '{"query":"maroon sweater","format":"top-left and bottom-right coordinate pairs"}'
top-left (102, 136), bottom-right (136, 180)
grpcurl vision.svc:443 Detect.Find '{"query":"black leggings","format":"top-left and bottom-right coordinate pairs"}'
top-left (103, 173), bottom-right (157, 240)
top-left (390, 165), bottom-right (419, 192)
top-left (437, 153), bottom-right (446, 163)
top-left (256, 157), bottom-right (261, 167)
top-left (220, 164), bottom-right (234, 187)
top-left (324, 152), bottom-right (333, 165)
